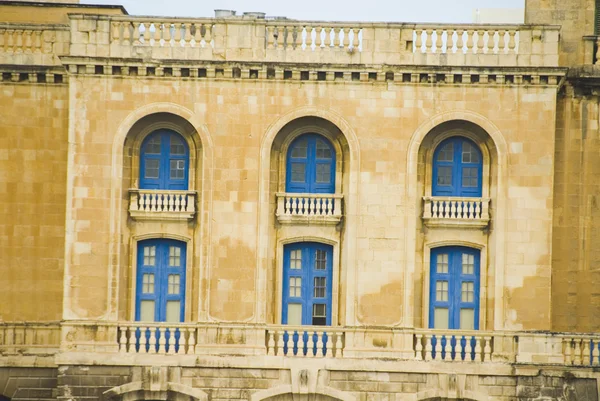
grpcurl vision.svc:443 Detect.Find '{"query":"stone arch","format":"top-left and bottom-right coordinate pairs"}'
top-left (250, 384), bottom-right (356, 401)
top-left (255, 106), bottom-right (361, 325)
top-left (403, 110), bottom-right (508, 330)
top-left (102, 381), bottom-right (208, 401)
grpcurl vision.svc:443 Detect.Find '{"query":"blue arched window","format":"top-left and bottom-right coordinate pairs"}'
top-left (286, 134), bottom-right (335, 194)
top-left (140, 130), bottom-right (189, 190)
top-left (429, 246), bottom-right (480, 330)
top-left (282, 242), bottom-right (333, 326)
top-left (136, 239), bottom-right (186, 323)
top-left (432, 137), bottom-right (482, 197)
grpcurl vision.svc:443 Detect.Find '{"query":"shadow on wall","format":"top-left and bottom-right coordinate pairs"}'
top-left (358, 280), bottom-right (403, 326)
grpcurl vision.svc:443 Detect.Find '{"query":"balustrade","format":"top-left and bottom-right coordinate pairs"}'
top-left (265, 23), bottom-right (362, 52)
top-left (413, 26), bottom-right (519, 54)
top-left (129, 189), bottom-right (196, 221)
top-left (0, 322), bottom-right (61, 354)
top-left (423, 196), bottom-right (490, 227)
top-left (414, 331), bottom-right (497, 362)
top-left (266, 326), bottom-right (344, 357)
top-left (111, 19), bottom-right (214, 48)
top-left (276, 193), bottom-right (343, 224)
top-left (118, 323), bottom-right (197, 354)
top-left (562, 335), bottom-right (600, 366)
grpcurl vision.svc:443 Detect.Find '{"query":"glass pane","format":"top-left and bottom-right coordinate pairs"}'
top-left (143, 246), bottom-right (156, 266)
top-left (290, 250), bottom-right (302, 269)
top-left (146, 136), bottom-right (161, 154)
top-left (316, 138), bottom-right (332, 159)
top-left (166, 300), bottom-right (181, 323)
top-left (291, 163), bottom-right (306, 182)
top-left (145, 159), bottom-right (160, 179)
top-left (437, 143), bottom-right (453, 162)
top-left (462, 254), bottom-right (475, 274)
top-left (142, 273), bottom-right (154, 294)
top-left (315, 250), bottom-right (327, 270)
top-left (291, 139), bottom-right (308, 158)
top-left (287, 303), bottom-right (302, 325)
top-left (170, 136), bottom-right (186, 155)
top-left (312, 304), bottom-right (326, 326)
top-left (170, 159), bottom-right (185, 180)
top-left (289, 277), bottom-right (301, 297)
top-left (169, 246), bottom-right (181, 267)
top-left (460, 308), bottom-right (475, 330)
top-left (436, 281), bottom-right (448, 301)
top-left (140, 300), bottom-right (155, 322)
top-left (433, 307), bottom-right (449, 329)
top-left (314, 277), bottom-right (326, 298)
top-left (436, 253), bottom-right (448, 273)
top-left (462, 142), bottom-right (480, 163)
top-left (437, 166), bottom-right (452, 186)
top-left (168, 275), bottom-right (180, 295)
top-left (461, 282), bottom-right (475, 302)
top-left (462, 167), bottom-right (478, 187)
top-left (316, 164), bottom-right (331, 183)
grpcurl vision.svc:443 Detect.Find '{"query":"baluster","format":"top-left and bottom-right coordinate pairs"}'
top-left (435, 29), bottom-right (443, 53)
top-left (309, 197), bottom-right (316, 216)
top-left (173, 23), bottom-right (183, 45)
top-left (325, 333), bottom-right (332, 357)
top-left (132, 22), bottom-right (141, 44)
top-left (583, 339), bottom-right (591, 365)
top-left (267, 331), bottom-right (276, 356)
top-left (13, 30), bottom-right (22, 53)
top-left (415, 334), bottom-right (423, 360)
top-left (291, 197), bottom-right (298, 215)
top-left (456, 29), bottom-right (464, 53)
top-left (449, 201), bottom-right (456, 219)
top-left (153, 22), bottom-right (162, 44)
top-left (33, 30), bottom-right (42, 53)
top-left (456, 335), bottom-right (464, 361)
top-left (592, 340), bottom-right (600, 365)
top-left (487, 30), bottom-right (495, 53)
top-left (322, 27), bottom-right (331, 50)
top-left (187, 328), bottom-right (196, 354)
top-left (564, 339), bottom-right (572, 364)
top-left (498, 30), bottom-right (506, 53)
top-left (292, 26), bottom-right (301, 49)
top-left (307, 331), bottom-right (315, 357)
top-left (431, 200), bottom-right (438, 218)
top-left (456, 201), bottom-right (463, 219)
top-left (266, 26), bottom-right (275, 49)
top-left (476, 30), bottom-right (485, 53)
top-left (128, 326), bottom-right (136, 353)
top-left (326, 198), bottom-right (332, 216)
top-left (307, 26), bottom-right (315, 50)
top-left (140, 327), bottom-right (148, 353)
top-left (111, 22), bottom-right (121, 44)
top-left (122, 23), bottom-right (131, 46)
top-left (167, 328), bottom-right (176, 354)
top-left (177, 328), bottom-right (186, 354)
top-left (343, 27), bottom-right (350, 49)
top-left (285, 196), bottom-right (291, 215)
top-left (424, 334), bottom-right (433, 360)
top-left (316, 26), bottom-right (324, 49)
top-left (143, 23), bottom-right (152, 44)
top-left (147, 327), bottom-right (157, 354)
top-left (446, 29), bottom-right (455, 53)
top-left (574, 339), bottom-right (582, 365)
top-left (508, 30), bottom-right (516, 54)
top-left (183, 23), bottom-right (192, 46)
top-left (434, 335), bottom-right (443, 360)
top-left (172, 193), bottom-right (179, 212)
top-left (273, 26), bottom-right (281, 49)
top-left (474, 336), bottom-right (482, 361)
top-left (204, 24), bottom-right (213, 47)
top-left (158, 327), bottom-right (166, 353)
top-left (425, 29), bottom-right (433, 53)
top-left (464, 336), bottom-right (473, 361)
top-left (23, 30), bottom-right (32, 53)
top-left (285, 330), bottom-right (293, 356)
top-left (316, 332), bottom-right (324, 357)
top-left (467, 201), bottom-right (474, 219)
top-left (335, 332), bottom-right (343, 357)
top-left (441, 335), bottom-right (449, 360)
top-left (483, 336), bottom-right (492, 361)
top-left (415, 29), bottom-right (423, 53)
top-left (274, 330), bottom-right (284, 356)
top-left (352, 28), bottom-right (359, 49)
top-left (163, 22), bottom-right (172, 45)
top-left (143, 193), bottom-right (151, 212)
top-left (466, 30), bottom-right (475, 53)
top-left (150, 193), bottom-right (157, 212)
top-left (297, 331), bottom-right (306, 356)
top-left (119, 327), bottom-right (127, 352)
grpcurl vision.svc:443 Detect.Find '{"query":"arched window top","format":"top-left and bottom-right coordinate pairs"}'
top-left (140, 130), bottom-right (189, 190)
top-left (286, 134), bottom-right (335, 194)
top-left (433, 137), bottom-right (482, 197)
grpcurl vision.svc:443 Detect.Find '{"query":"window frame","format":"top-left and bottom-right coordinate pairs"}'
top-left (432, 136), bottom-right (483, 197)
top-left (285, 133), bottom-right (336, 194)
top-left (139, 129), bottom-right (190, 191)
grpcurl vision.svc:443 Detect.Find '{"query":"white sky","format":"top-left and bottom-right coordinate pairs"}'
top-left (80, 0), bottom-right (525, 23)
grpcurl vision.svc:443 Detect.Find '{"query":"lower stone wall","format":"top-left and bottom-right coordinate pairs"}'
top-left (57, 366), bottom-right (131, 401)
top-left (0, 368), bottom-right (58, 401)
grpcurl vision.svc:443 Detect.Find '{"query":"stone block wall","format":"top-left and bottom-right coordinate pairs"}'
top-left (0, 368), bottom-right (58, 401)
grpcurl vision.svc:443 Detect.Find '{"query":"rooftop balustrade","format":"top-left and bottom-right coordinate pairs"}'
top-left (67, 14), bottom-right (559, 68)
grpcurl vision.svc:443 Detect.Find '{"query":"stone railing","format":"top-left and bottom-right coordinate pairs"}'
top-left (0, 322), bottom-right (61, 355)
top-left (0, 23), bottom-right (69, 65)
top-left (422, 196), bottom-right (490, 228)
top-left (66, 14), bottom-right (559, 68)
top-left (266, 326), bottom-right (345, 357)
top-left (276, 192), bottom-right (343, 224)
top-left (129, 189), bottom-right (196, 221)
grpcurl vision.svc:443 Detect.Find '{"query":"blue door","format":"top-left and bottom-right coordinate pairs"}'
top-left (429, 246), bottom-right (480, 330)
top-left (140, 130), bottom-right (189, 190)
top-left (282, 243), bottom-right (333, 326)
top-left (136, 239), bottom-right (186, 323)
top-left (432, 137), bottom-right (482, 197)
top-left (286, 134), bottom-right (335, 194)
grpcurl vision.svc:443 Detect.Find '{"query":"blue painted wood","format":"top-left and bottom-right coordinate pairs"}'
top-left (432, 137), bottom-right (482, 197)
top-left (285, 134), bottom-right (335, 194)
top-left (429, 246), bottom-right (480, 330)
top-left (135, 239), bottom-right (186, 323)
top-left (140, 130), bottom-right (189, 190)
top-left (282, 242), bottom-right (333, 326)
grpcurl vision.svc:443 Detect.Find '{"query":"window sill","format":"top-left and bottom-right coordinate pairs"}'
top-left (129, 189), bottom-right (197, 221)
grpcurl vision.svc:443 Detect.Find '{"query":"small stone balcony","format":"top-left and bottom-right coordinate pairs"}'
top-left (275, 193), bottom-right (343, 225)
top-left (129, 189), bottom-right (196, 221)
top-left (422, 196), bottom-right (490, 228)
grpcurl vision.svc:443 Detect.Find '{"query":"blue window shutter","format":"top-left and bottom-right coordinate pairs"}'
top-left (136, 239), bottom-right (186, 323)
top-left (140, 130), bottom-right (189, 190)
top-left (282, 242), bottom-right (333, 326)
top-left (286, 134), bottom-right (335, 194)
top-left (432, 137), bottom-right (482, 197)
top-left (430, 246), bottom-right (480, 330)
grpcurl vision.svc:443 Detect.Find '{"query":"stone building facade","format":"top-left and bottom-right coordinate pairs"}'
top-left (1, 0), bottom-right (600, 400)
